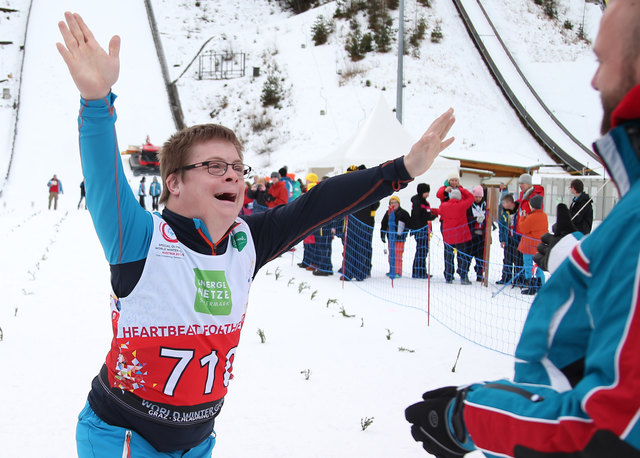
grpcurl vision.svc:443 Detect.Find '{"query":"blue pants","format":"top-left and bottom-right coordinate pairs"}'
top-left (76, 402), bottom-right (216, 457)
top-left (522, 253), bottom-right (545, 283)
top-left (302, 239), bottom-right (317, 267)
top-left (444, 242), bottom-right (470, 281)
top-left (500, 239), bottom-right (519, 281)
top-left (412, 231), bottom-right (430, 278)
top-left (469, 234), bottom-right (485, 279)
top-left (343, 218), bottom-right (373, 280)
top-left (315, 232), bottom-right (333, 272)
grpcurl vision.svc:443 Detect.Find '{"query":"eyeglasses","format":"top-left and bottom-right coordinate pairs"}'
top-left (177, 160), bottom-right (252, 177)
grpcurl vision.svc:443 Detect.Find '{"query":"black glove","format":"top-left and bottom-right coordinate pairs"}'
top-left (405, 386), bottom-right (470, 457)
top-left (534, 204), bottom-right (577, 271)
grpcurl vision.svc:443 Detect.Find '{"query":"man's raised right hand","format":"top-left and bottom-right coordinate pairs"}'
top-left (56, 12), bottom-right (120, 100)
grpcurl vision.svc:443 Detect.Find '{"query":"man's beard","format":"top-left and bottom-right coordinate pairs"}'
top-left (600, 62), bottom-right (637, 135)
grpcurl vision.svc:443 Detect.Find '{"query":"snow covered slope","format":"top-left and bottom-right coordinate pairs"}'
top-left (2, 0), bottom-right (174, 207)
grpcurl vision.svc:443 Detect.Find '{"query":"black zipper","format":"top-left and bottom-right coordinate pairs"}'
top-left (484, 383), bottom-right (544, 402)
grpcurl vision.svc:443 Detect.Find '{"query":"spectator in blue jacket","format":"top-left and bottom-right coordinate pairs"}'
top-left (149, 176), bottom-right (162, 211)
top-left (496, 193), bottom-right (520, 285)
top-left (278, 166), bottom-right (294, 202)
top-left (381, 196), bottom-right (411, 279)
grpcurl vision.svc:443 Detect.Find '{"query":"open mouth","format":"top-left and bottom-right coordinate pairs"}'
top-left (215, 192), bottom-right (237, 202)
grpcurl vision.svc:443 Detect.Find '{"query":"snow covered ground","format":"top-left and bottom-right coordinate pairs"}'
top-left (0, 0), bottom-right (604, 456)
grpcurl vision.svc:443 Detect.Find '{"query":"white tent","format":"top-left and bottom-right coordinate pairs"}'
top-left (308, 95), bottom-right (460, 193)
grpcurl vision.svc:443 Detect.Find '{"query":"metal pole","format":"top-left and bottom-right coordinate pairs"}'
top-left (396, 0), bottom-right (405, 123)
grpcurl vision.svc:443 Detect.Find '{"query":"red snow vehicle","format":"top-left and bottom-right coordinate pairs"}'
top-left (122, 137), bottom-right (161, 176)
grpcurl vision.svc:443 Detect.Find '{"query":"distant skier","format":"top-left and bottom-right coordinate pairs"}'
top-left (47, 174), bottom-right (63, 210)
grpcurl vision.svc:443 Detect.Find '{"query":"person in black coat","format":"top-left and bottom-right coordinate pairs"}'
top-left (569, 179), bottom-right (594, 234)
top-left (340, 166), bottom-right (380, 281)
top-left (410, 183), bottom-right (438, 278)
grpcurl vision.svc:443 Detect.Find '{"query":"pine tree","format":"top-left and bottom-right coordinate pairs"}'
top-left (261, 75), bottom-right (284, 108)
top-left (312, 15), bottom-right (331, 46)
top-left (431, 22), bottom-right (443, 43)
top-left (374, 23), bottom-right (392, 52)
top-left (346, 28), bottom-right (365, 61)
top-left (278, 0), bottom-right (315, 14)
top-left (409, 17), bottom-right (428, 48)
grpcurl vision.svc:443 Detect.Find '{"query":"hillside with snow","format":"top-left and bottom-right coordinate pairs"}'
top-left (149, 0), bottom-right (602, 176)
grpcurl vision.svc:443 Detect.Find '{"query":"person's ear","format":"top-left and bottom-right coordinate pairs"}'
top-left (166, 172), bottom-right (181, 197)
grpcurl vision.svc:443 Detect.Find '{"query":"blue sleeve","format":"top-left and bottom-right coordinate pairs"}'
top-left (78, 93), bottom-right (153, 265)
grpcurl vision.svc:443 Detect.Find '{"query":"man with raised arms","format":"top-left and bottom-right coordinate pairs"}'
top-left (57, 12), bottom-right (455, 457)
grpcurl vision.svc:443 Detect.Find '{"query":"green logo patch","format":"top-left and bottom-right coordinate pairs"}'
top-left (231, 231), bottom-right (247, 252)
top-left (193, 269), bottom-right (232, 315)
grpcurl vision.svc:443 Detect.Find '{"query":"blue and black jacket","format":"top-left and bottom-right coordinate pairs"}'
top-left (78, 93), bottom-right (413, 451)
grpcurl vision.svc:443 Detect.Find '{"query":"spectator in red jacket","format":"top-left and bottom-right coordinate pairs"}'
top-left (517, 173), bottom-right (544, 221)
top-left (266, 171), bottom-right (288, 208)
top-left (514, 173), bottom-right (544, 286)
top-left (438, 186), bottom-right (474, 284)
top-left (517, 194), bottom-right (548, 294)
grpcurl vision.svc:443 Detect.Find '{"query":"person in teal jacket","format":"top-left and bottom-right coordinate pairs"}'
top-left (149, 176), bottom-right (162, 211)
top-left (56, 11), bottom-right (456, 457)
top-left (405, 1), bottom-right (640, 456)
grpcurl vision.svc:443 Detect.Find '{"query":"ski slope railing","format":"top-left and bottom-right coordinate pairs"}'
top-left (0, 0), bottom-right (34, 197)
top-left (286, 213), bottom-right (541, 356)
top-left (451, 0), bottom-right (599, 175)
top-left (143, 0), bottom-right (185, 131)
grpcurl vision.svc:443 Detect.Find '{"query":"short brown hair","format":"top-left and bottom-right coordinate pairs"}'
top-left (570, 179), bottom-right (584, 194)
top-left (158, 124), bottom-right (243, 204)
top-left (501, 193), bottom-right (514, 204)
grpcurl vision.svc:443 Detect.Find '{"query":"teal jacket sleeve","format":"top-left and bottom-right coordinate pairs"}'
top-left (78, 93), bottom-right (153, 265)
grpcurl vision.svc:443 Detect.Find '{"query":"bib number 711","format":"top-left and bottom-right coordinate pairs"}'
top-left (159, 346), bottom-right (236, 396)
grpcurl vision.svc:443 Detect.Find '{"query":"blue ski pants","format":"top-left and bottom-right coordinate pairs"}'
top-left (76, 402), bottom-right (216, 457)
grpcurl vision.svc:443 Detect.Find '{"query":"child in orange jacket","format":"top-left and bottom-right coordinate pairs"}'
top-left (517, 195), bottom-right (548, 294)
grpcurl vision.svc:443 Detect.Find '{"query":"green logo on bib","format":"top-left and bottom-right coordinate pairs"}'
top-left (231, 231), bottom-right (247, 252)
top-left (193, 269), bottom-right (232, 316)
